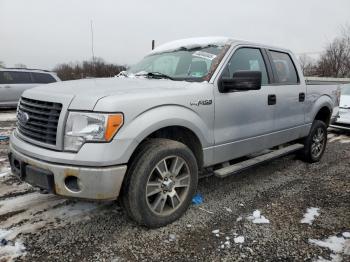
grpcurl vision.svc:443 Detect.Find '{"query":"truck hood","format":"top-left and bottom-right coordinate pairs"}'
top-left (25, 77), bottom-right (201, 110)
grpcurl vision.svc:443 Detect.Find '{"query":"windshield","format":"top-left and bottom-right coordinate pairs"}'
top-left (127, 45), bottom-right (229, 81)
top-left (342, 84), bottom-right (350, 95)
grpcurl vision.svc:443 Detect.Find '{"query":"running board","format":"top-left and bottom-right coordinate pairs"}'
top-left (214, 143), bottom-right (304, 178)
top-left (329, 124), bottom-right (350, 131)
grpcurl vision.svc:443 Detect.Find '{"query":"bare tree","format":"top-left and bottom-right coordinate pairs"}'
top-left (341, 24), bottom-right (350, 76)
top-left (315, 25), bottom-right (350, 77)
top-left (298, 54), bottom-right (317, 76)
top-left (0, 61), bottom-right (5, 68)
top-left (54, 58), bottom-right (126, 81)
top-left (14, 63), bottom-right (27, 68)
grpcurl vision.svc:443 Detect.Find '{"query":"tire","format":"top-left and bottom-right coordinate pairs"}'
top-left (299, 120), bottom-right (328, 163)
top-left (121, 138), bottom-right (198, 228)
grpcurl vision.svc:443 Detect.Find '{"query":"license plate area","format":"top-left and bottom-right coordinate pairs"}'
top-left (8, 153), bottom-right (55, 192)
top-left (25, 165), bottom-right (55, 192)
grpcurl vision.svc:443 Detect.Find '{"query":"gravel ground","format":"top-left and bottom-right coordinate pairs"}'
top-left (0, 110), bottom-right (349, 262)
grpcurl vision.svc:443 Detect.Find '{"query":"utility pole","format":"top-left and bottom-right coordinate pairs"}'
top-left (152, 40), bottom-right (155, 50)
top-left (91, 20), bottom-right (95, 63)
top-left (90, 20), bottom-right (95, 77)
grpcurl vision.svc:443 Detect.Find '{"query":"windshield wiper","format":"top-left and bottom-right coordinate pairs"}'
top-left (136, 71), bottom-right (174, 80)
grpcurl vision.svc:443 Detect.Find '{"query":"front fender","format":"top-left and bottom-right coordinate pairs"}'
top-left (116, 105), bottom-right (213, 149)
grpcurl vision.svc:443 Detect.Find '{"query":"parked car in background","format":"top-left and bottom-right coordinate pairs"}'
top-left (0, 68), bottom-right (60, 108)
top-left (330, 84), bottom-right (350, 130)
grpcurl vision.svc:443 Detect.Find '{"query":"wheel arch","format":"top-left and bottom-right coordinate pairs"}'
top-left (116, 105), bottom-right (212, 169)
top-left (309, 95), bottom-right (333, 126)
top-left (129, 126), bottom-right (204, 170)
top-left (314, 106), bottom-right (332, 126)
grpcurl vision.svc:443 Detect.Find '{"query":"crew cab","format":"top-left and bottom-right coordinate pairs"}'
top-left (8, 37), bottom-right (340, 227)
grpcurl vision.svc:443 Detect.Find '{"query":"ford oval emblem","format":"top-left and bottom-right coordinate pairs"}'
top-left (18, 110), bottom-right (30, 125)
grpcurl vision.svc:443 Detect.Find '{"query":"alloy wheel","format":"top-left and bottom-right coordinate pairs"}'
top-left (311, 127), bottom-right (325, 158)
top-left (146, 156), bottom-right (191, 216)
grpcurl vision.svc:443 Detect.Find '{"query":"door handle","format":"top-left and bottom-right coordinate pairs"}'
top-left (299, 92), bottom-right (305, 102)
top-left (268, 94), bottom-right (276, 105)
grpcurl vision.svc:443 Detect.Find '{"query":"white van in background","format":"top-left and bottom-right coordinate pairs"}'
top-left (0, 68), bottom-right (61, 108)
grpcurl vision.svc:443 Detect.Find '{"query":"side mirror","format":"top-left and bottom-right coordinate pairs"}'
top-left (219, 71), bottom-right (262, 93)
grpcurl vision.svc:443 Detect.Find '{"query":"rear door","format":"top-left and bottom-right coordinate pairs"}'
top-left (0, 71), bottom-right (34, 104)
top-left (213, 46), bottom-right (276, 163)
top-left (267, 50), bottom-right (306, 139)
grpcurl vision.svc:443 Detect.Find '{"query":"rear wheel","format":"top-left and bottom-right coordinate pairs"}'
top-left (299, 120), bottom-right (327, 163)
top-left (121, 139), bottom-right (198, 228)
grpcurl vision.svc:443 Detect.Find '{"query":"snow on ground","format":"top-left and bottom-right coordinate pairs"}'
top-left (0, 189), bottom-right (107, 261)
top-left (0, 180), bottom-right (32, 199)
top-left (224, 207), bottom-right (232, 213)
top-left (316, 254), bottom-right (343, 262)
top-left (233, 236), bottom-right (245, 244)
top-left (0, 192), bottom-right (103, 239)
top-left (328, 134), bottom-right (350, 144)
top-left (0, 156), bottom-right (10, 177)
top-left (309, 236), bottom-right (347, 253)
top-left (0, 229), bottom-right (26, 262)
top-left (309, 234), bottom-right (350, 261)
top-left (0, 113), bottom-right (17, 122)
top-left (300, 207), bottom-right (320, 225)
top-left (0, 170), bottom-right (10, 178)
top-left (217, 233), bottom-right (245, 250)
top-left (247, 210), bottom-right (270, 224)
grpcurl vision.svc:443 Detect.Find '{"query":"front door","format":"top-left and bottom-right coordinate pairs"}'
top-left (213, 47), bottom-right (276, 164)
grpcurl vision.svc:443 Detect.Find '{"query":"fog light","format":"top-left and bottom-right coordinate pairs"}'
top-left (64, 176), bottom-right (81, 192)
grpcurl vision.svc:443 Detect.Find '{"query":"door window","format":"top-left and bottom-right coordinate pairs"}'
top-left (224, 48), bottom-right (269, 85)
top-left (0, 71), bottom-right (32, 84)
top-left (31, 73), bottom-right (56, 83)
top-left (269, 51), bottom-right (298, 84)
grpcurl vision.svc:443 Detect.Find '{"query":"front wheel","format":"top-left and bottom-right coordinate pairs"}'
top-left (121, 139), bottom-right (198, 228)
top-left (299, 120), bottom-right (327, 163)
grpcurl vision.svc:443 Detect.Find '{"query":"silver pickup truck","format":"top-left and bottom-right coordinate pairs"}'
top-left (8, 37), bottom-right (340, 227)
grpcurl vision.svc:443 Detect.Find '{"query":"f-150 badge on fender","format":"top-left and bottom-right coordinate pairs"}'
top-left (190, 99), bottom-right (213, 106)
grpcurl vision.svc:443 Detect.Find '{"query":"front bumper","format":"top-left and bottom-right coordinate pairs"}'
top-left (9, 143), bottom-right (127, 200)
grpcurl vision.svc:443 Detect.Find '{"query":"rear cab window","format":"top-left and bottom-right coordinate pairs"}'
top-left (269, 51), bottom-right (299, 84)
top-left (31, 73), bottom-right (56, 83)
top-left (0, 71), bottom-right (32, 84)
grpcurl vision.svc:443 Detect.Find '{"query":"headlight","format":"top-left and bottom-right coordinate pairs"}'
top-left (64, 112), bottom-right (123, 152)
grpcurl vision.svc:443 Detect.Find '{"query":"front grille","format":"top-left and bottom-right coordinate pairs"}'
top-left (17, 97), bottom-right (62, 145)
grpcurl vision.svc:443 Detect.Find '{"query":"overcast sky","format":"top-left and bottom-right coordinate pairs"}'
top-left (1, 0), bottom-right (350, 70)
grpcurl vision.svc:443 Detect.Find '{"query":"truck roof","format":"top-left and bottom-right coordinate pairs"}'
top-left (149, 37), bottom-right (291, 55)
top-left (0, 68), bottom-right (56, 74)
